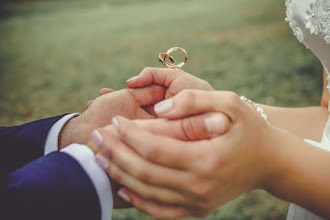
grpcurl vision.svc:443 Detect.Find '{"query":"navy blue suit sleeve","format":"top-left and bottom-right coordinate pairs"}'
top-left (0, 152), bottom-right (101, 220)
top-left (0, 115), bottom-right (66, 177)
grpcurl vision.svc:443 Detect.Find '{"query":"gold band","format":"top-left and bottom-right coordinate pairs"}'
top-left (158, 47), bottom-right (188, 69)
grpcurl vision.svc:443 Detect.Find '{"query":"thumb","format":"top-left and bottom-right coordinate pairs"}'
top-left (126, 67), bottom-right (183, 88)
top-left (133, 112), bottom-right (230, 141)
top-left (127, 84), bottom-right (165, 107)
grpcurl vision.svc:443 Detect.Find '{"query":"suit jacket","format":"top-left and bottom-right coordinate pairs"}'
top-left (0, 116), bottom-right (101, 220)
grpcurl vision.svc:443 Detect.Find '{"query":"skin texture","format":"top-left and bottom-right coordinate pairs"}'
top-left (91, 67), bottom-right (330, 218)
top-left (87, 111), bottom-right (230, 210)
top-left (58, 85), bottom-right (166, 208)
top-left (58, 85), bottom-right (165, 150)
top-left (127, 68), bottom-right (329, 141)
top-left (95, 90), bottom-right (330, 219)
top-left (58, 67), bottom-right (330, 217)
top-left (85, 88), bottom-right (115, 109)
top-left (94, 91), bottom-right (275, 218)
top-left (126, 67), bottom-right (215, 99)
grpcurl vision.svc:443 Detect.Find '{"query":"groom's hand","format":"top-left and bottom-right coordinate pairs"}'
top-left (126, 67), bottom-right (214, 99)
top-left (58, 85), bottom-right (165, 209)
top-left (58, 85), bottom-right (165, 150)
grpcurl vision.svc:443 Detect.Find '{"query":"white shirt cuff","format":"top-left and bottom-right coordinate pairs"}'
top-left (61, 144), bottom-right (113, 220)
top-left (44, 113), bottom-right (80, 155)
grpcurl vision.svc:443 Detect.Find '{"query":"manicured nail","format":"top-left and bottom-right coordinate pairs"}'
top-left (204, 113), bottom-right (225, 137)
top-left (117, 190), bottom-right (131, 203)
top-left (126, 76), bottom-right (139, 83)
top-left (91, 130), bottom-right (103, 146)
top-left (112, 117), bottom-right (119, 131)
top-left (154, 99), bottom-right (173, 114)
top-left (95, 154), bottom-right (109, 170)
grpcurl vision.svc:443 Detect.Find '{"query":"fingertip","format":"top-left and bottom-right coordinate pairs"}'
top-left (126, 76), bottom-right (139, 86)
top-left (95, 153), bottom-right (109, 170)
top-left (85, 100), bottom-right (93, 109)
top-left (112, 117), bottom-right (119, 131)
top-left (117, 188), bottom-right (132, 203)
top-left (154, 98), bottom-right (173, 115)
top-left (91, 129), bottom-right (104, 147)
top-left (99, 88), bottom-right (115, 96)
top-left (113, 115), bottom-right (132, 132)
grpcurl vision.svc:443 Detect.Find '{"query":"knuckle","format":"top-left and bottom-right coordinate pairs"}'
top-left (179, 90), bottom-right (197, 110)
top-left (182, 117), bottom-right (198, 141)
top-left (141, 67), bottom-right (153, 75)
top-left (108, 164), bottom-right (122, 183)
top-left (173, 68), bottom-right (183, 75)
top-left (143, 141), bottom-right (160, 160)
top-left (190, 181), bottom-right (214, 198)
top-left (181, 90), bottom-right (197, 102)
top-left (132, 167), bottom-right (149, 181)
top-left (224, 91), bottom-right (240, 107)
top-left (195, 78), bottom-right (213, 91)
top-left (193, 155), bottom-right (218, 177)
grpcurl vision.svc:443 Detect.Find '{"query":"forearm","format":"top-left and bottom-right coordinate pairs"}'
top-left (266, 129), bottom-right (330, 218)
top-left (262, 105), bottom-right (328, 141)
top-left (1, 150), bottom-right (103, 220)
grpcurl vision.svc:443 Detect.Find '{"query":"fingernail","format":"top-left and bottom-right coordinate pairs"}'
top-left (112, 117), bottom-right (119, 131)
top-left (95, 154), bottom-right (109, 170)
top-left (91, 130), bottom-right (103, 146)
top-left (117, 190), bottom-right (131, 203)
top-left (154, 99), bottom-right (173, 114)
top-left (204, 113), bottom-right (225, 137)
top-left (126, 76), bottom-right (139, 83)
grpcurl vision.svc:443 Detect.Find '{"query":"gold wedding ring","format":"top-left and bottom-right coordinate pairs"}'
top-left (158, 47), bottom-right (188, 69)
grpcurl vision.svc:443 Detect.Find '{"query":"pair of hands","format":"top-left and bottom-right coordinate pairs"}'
top-left (58, 68), bottom-right (219, 209)
top-left (60, 67), bottom-right (214, 150)
top-left (83, 68), bottom-right (282, 219)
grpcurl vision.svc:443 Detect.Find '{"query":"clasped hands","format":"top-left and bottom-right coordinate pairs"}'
top-left (62, 67), bottom-right (282, 219)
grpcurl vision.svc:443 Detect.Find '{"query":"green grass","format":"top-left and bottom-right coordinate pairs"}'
top-left (0, 0), bottom-right (322, 219)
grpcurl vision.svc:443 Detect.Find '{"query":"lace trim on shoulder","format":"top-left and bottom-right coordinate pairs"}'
top-left (285, 0), bottom-right (309, 48)
top-left (305, 0), bottom-right (330, 44)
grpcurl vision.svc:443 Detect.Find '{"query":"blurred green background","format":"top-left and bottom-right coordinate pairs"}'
top-left (0, 0), bottom-right (323, 219)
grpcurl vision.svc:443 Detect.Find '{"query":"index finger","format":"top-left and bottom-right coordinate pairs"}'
top-left (127, 84), bottom-right (165, 107)
top-left (112, 116), bottom-right (202, 170)
top-left (126, 67), bottom-right (184, 88)
top-left (134, 112), bottom-right (230, 141)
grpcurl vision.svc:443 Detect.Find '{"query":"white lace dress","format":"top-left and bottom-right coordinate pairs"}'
top-left (285, 0), bottom-right (330, 219)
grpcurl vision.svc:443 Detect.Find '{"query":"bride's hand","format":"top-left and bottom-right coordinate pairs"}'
top-left (126, 67), bottom-right (214, 99)
top-left (93, 90), bottom-right (285, 219)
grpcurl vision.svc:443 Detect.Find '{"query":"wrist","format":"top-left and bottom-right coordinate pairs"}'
top-left (58, 116), bottom-right (83, 150)
top-left (253, 127), bottom-right (287, 191)
top-left (259, 128), bottom-right (298, 196)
